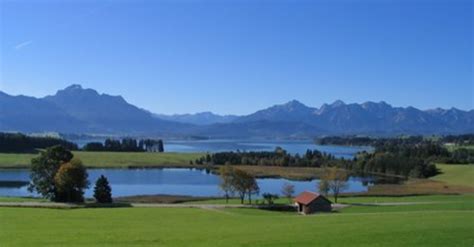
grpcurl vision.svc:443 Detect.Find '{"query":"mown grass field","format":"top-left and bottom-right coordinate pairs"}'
top-left (0, 151), bottom-right (204, 168)
top-left (432, 164), bottom-right (474, 187)
top-left (1, 195), bottom-right (473, 247)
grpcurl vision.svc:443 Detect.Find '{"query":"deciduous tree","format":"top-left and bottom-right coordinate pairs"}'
top-left (54, 158), bottom-right (89, 203)
top-left (218, 165), bottom-right (235, 203)
top-left (29, 145), bottom-right (73, 200)
top-left (281, 183), bottom-right (295, 203)
top-left (321, 167), bottom-right (348, 203)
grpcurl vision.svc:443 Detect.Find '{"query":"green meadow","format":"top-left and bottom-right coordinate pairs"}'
top-left (0, 151), bottom-right (203, 168)
top-left (432, 164), bottom-right (474, 187)
top-left (1, 196), bottom-right (473, 247)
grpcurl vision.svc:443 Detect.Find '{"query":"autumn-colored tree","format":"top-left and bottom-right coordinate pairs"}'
top-left (54, 158), bottom-right (89, 203)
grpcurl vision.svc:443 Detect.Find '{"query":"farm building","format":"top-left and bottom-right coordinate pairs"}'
top-left (294, 191), bottom-right (332, 214)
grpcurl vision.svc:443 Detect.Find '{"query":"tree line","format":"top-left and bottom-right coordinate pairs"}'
top-left (82, 138), bottom-right (164, 152)
top-left (0, 132), bottom-right (78, 153)
top-left (194, 147), bottom-right (350, 168)
top-left (316, 134), bottom-right (474, 147)
top-left (353, 139), bottom-right (474, 178)
top-left (198, 138), bottom-right (473, 179)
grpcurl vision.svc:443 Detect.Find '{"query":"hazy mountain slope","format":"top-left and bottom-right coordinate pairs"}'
top-left (196, 120), bottom-right (323, 138)
top-left (235, 100), bottom-right (317, 123)
top-left (1, 85), bottom-right (472, 136)
top-left (42, 85), bottom-right (193, 134)
top-left (233, 100), bottom-right (473, 135)
top-left (0, 91), bottom-right (85, 133)
top-left (155, 112), bottom-right (238, 125)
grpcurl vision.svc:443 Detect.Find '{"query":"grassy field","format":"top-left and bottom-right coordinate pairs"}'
top-left (0, 153), bottom-right (37, 167)
top-left (1, 195), bottom-right (473, 246)
top-left (0, 151), bottom-right (204, 168)
top-left (0, 151), bottom-right (324, 179)
top-left (431, 164), bottom-right (474, 187)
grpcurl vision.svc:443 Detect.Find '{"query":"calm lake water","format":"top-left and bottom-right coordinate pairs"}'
top-left (165, 139), bottom-right (371, 159)
top-left (73, 139), bottom-right (371, 159)
top-left (0, 168), bottom-right (373, 198)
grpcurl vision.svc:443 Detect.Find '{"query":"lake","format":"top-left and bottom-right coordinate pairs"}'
top-left (164, 139), bottom-right (371, 159)
top-left (0, 168), bottom-right (374, 198)
top-left (73, 138), bottom-right (371, 159)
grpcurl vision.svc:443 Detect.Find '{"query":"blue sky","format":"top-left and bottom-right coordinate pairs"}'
top-left (1, 0), bottom-right (472, 115)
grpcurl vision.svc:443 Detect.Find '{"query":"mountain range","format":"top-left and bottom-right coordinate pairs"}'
top-left (1, 85), bottom-right (472, 138)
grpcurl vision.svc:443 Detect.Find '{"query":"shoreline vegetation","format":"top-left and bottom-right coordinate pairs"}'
top-left (1, 162), bottom-right (472, 205)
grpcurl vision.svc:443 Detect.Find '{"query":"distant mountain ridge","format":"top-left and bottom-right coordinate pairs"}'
top-left (0, 85), bottom-right (472, 137)
top-left (154, 112), bottom-right (238, 125)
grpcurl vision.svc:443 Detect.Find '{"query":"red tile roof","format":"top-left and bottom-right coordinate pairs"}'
top-left (294, 191), bottom-right (323, 205)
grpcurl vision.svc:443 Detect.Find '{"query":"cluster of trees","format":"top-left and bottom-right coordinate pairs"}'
top-left (195, 148), bottom-right (349, 168)
top-left (29, 145), bottom-right (112, 203)
top-left (442, 134), bottom-right (474, 145)
top-left (0, 132), bottom-right (78, 153)
top-left (202, 138), bottom-right (471, 179)
top-left (316, 135), bottom-right (434, 147)
top-left (318, 134), bottom-right (474, 148)
top-left (354, 152), bottom-right (437, 178)
top-left (82, 138), bottom-right (164, 152)
top-left (317, 135), bottom-right (473, 177)
top-left (445, 148), bottom-right (474, 164)
top-left (353, 140), bottom-right (449, 178)
top-left (315, 136), bottom-right (375, 146)
top-left (218, 166), bottom-right (260, 204)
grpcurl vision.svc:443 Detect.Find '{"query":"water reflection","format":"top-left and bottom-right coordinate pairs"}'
top-left (0, 168), bottom-right (374, 198)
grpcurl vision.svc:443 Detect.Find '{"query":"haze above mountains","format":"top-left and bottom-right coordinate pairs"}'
top-left (1, 85), bottom-right (472, 138)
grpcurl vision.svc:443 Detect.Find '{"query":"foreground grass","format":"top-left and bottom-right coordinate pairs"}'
top-left (1, 198), bottom-right (473, 247)
top-left (432, 164), bottom-right (474, 187)
top-left (0, 151), bottom-right (204, 168)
